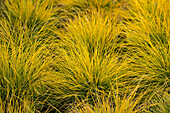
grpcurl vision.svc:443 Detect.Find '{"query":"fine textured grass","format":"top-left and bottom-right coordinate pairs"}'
top-left (0, 22), bottom-right (52, 112)
top-left (0, 0), bottom-right (169, 112)
top-left (41, 11), bottom-right (131, 111)
top-left (122, 0), bottom-right (169, 93)
top-left (120, 0), bottom-right (170, 111)
top-left (54, 0), bottom-right (122, 11)
top-left (68, 85), bottom-right (155, 113)
top-left (0, 0), bottom-right (58, 112)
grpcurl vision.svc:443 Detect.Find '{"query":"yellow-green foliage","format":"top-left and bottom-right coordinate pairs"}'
top-left (0, 21), bottom-right (51, 112)
top-left (54, 0), bottom-right (123, 22)
top-left (122, 0), bottom-right (170, 90)
top-left (0, 95), bottom-right (35, 113)
top-left (41, 11), bottom-right (132, 111)
top-left (0, 0), bottom-right (169, 112)
top-left (0, 0), bottom-right (57, 112)
top-left (55, 0), bottom-right (122, 10)
top-left (0, 0), bottom-right (58, 43)
top-left (69, 85), bottom-right (154, 113)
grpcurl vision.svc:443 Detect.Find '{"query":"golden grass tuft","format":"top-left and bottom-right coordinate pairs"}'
top-left (0, 0), bottom-right (169, 112)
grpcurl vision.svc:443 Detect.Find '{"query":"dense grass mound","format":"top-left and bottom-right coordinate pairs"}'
top-left (0, 0), bottom-right (169, 112)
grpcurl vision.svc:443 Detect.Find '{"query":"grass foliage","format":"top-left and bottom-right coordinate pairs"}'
top-left (122, 0), bottom-right (169, 93)
top-left (0, 0), bottom-right (169, 112)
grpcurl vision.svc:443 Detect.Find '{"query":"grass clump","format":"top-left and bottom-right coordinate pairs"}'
top-left (42, 11), bottom-right (131, 112)
top-left (68, 83), bottom-right (157, 113)
top-left (120, 0), bottom-right (170, 112)
top-left (0, 0), bottom-right (58, 112)
top-left (122, 0), bottom-right (169, 91)
top-left (0, 31), bottom-right (53, 112)
top-left (0, 0), bottom-right (169, 112)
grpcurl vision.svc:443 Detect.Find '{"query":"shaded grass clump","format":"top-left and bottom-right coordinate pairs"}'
top-left (0, 0), bottom-right (59, 43)
top-left (55, 0), bottom-right (122, 12)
